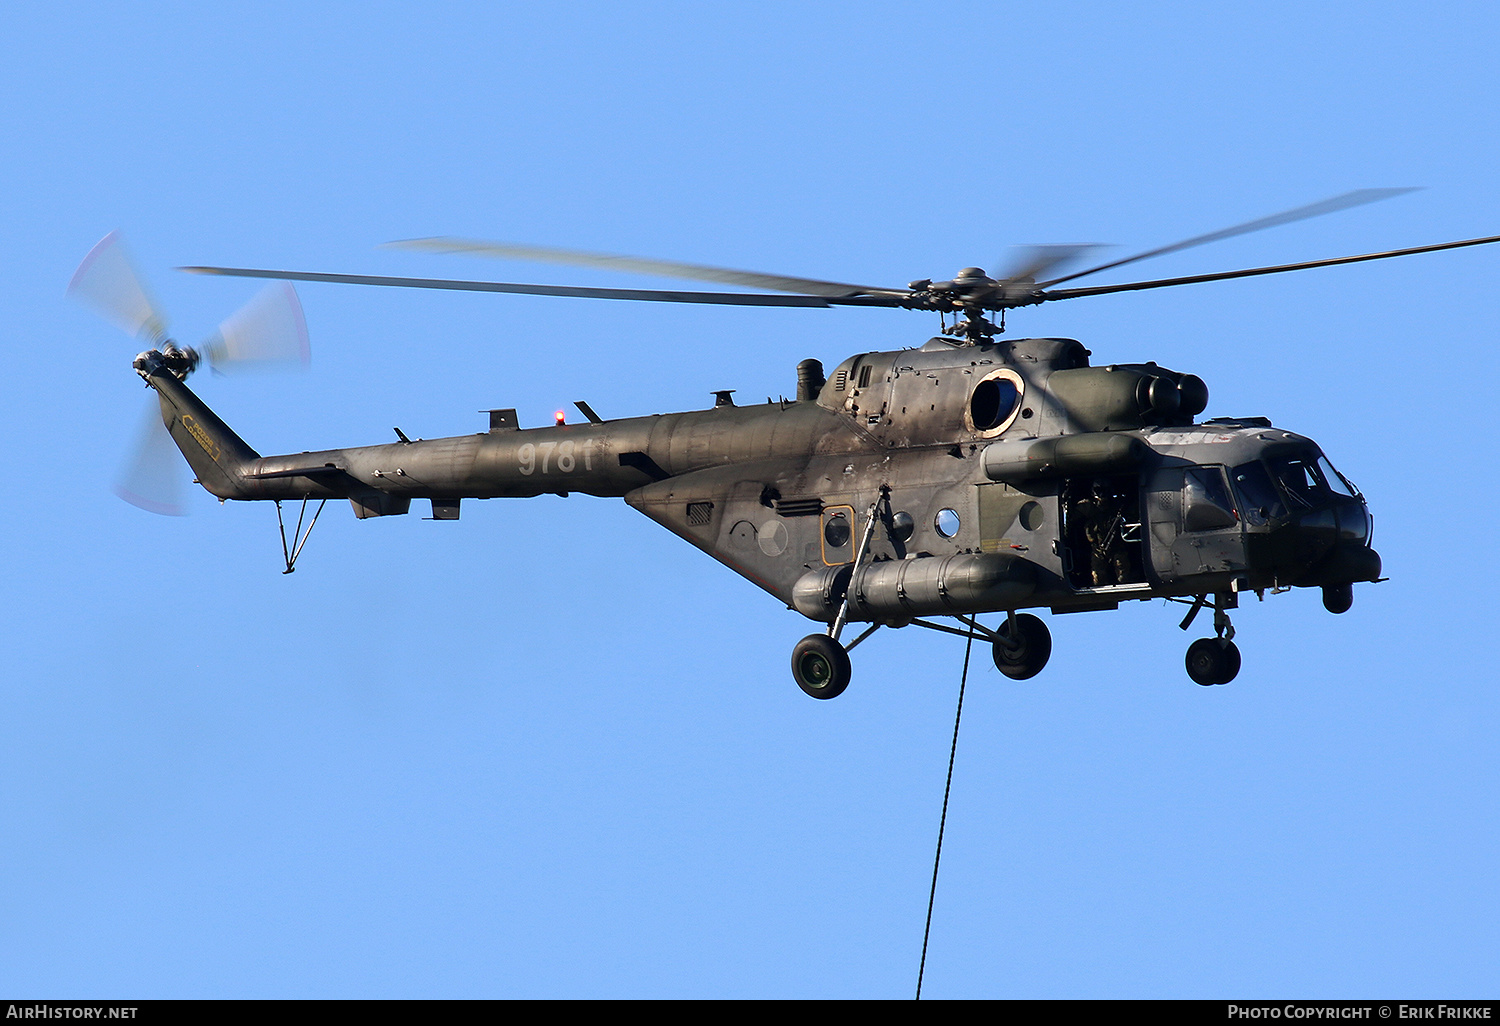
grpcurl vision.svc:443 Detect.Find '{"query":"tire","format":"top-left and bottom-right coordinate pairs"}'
top-left (791, 634), bottom-right (852, 699)
top-left (992, 613), bottom-right (1052, 680)
top-left (1186, 637), bottom-right (1241, 685)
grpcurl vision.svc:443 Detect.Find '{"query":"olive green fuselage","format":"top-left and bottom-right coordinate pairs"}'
top-left (143, 333), bottom-right (1379, 624)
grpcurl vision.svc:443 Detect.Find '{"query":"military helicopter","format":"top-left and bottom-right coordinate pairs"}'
top-left (71, 193), bottom-right (1500, 697)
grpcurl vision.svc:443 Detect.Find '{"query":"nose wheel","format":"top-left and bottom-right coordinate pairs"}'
top-left (1186, 637), bottom-right (1241, 685)
top-left (1180, 592), bottom-right (1242, 685)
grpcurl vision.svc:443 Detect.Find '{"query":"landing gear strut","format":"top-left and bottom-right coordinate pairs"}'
top-left (791, 497), bottom-right (881, 699)
top-left (1181, 592), bottom-right (1241, 686)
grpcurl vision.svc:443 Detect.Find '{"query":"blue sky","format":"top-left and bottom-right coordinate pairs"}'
top-left (3, 1), bottom-right (1498, 998)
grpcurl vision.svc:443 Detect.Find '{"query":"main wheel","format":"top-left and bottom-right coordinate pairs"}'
top-left (992, 613), bottom-right (1052, 680)
top-left (791, 634), bottom-right (852, 699)
top-left (1186, 637), bottom-right (1241, 685)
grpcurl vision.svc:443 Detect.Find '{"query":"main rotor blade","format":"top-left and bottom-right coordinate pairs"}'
top-left (178, 266), bottom-right (893, 307)
top-left (994, 244), bottom-right (1100, 285)
top-left (69, 231), bottom-right (170, 345)
top-left (385, 237), bottom-right (909, 300)
top-left (1040, 188), bottom-right (1420, 288)
top-left (199, 282), bottom-right (311, 373)
top-left (1037, 233), bottom-right (1500, 303)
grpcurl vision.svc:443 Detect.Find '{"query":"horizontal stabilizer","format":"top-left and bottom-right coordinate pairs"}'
top-left (247, 463), bottom-right (347, 480)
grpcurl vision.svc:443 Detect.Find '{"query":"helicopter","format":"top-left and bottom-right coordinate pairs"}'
top-left (70, 192), bottom-right (1500, 698)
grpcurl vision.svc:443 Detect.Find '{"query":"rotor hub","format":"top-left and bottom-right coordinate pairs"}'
top-left (133, 344), bottom-right (200, 381)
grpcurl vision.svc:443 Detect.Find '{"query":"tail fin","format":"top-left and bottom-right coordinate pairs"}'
top-left (138, 357), bottom-right (260, 499)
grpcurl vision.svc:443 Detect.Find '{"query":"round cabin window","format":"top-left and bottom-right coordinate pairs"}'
top-left (823, 513), bottom-right (851, 548)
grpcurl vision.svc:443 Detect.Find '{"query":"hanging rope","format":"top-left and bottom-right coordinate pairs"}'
top-left (916, 622), bottom-right (976, 1000)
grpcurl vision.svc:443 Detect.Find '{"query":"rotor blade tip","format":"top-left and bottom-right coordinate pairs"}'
top-left (69, 234), bottom-right (115, 294)
top-left (382, 238), bottom-right (451, 251)
top-left (113, 485), bottom-right (188, 516)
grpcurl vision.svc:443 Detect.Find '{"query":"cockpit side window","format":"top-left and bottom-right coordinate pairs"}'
top-left (1232, 461), bottom-right (1287, 524)
top-left (1183, 466), bottom-right (1239, 532)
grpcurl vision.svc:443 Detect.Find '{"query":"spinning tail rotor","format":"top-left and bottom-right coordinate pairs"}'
top-left (69, 231), bottom-right (309, 514)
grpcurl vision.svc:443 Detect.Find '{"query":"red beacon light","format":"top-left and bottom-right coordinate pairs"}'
top-left (554, 410), bottom-right (566, 426)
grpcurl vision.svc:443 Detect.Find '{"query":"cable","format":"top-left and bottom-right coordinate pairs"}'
top-left (916, 622), bottom-right (975, 1000)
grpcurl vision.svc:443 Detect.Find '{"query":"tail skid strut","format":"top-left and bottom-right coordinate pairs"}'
top-left (276, 498), bottom-right (327, 574)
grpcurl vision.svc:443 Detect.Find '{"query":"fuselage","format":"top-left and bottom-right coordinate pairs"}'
top-left (140, 333), bottom-right (1379, 622)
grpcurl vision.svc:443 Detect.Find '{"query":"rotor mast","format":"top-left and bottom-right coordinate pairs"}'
top-left (902, 266), bottom-right (1033, 343)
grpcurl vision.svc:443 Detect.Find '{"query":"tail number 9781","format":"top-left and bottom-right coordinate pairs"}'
top-left (518, 440), bottom-right (592, 476)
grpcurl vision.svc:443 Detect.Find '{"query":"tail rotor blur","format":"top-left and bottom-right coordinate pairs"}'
top-left (70, 231), bottom-right (309, 514)
top-left (114, 402), bottom-right (188, 516)
top-left (68, 230), bottom-right (171, 347)
top-left (200, 281), bottom-right (309, 373)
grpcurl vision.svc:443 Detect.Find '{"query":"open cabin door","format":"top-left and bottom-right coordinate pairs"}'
top-left (1059, 475), bottom-right (1145, 590)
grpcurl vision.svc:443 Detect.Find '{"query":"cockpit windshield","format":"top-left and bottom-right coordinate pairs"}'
top-left (1317, 456), bottom-right (1359, 498)
top-left (1230, 452), bottom-right (1367, 537)
top-left (1272, 456), bottom-right (1325, 509)
top-left (1257, 453), bottom-right (1358, 512)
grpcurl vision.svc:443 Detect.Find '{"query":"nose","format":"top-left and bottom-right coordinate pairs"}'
top-left (1295, 497), bottom-right (1380, 586)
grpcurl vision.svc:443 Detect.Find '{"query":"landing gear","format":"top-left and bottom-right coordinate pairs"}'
top-left (791, 634), bottom-right (852, 700)
top-left (992, 612), bottom-right (1052, 680)
top-left (1186, 637), bottom-right (1241, 685)
top-left (1180, 592), bottom-right (1242, 685)
top-left (788, 608), bottom-right (1055, 699)
top-left (792, 497), bottom-right (881, 700)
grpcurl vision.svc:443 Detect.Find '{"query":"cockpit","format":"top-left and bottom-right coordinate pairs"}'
top-left (1230, 449), bottom-right (1370, 545)
top-left (1049, 435), bottom-right (1376, 600)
